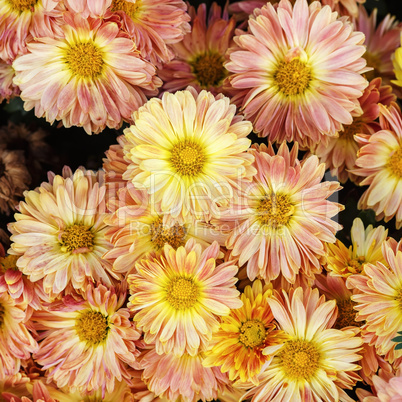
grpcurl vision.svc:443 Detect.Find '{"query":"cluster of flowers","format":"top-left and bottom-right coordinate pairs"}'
top-left (2, 0), bottom-right (402, 400)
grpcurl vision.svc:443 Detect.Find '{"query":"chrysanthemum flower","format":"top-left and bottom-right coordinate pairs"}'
top-left (353, 103), bottom-right (402, 228)
top-left (0, 149), bottom-right (31, 215)
top-left (202, 280), bottom-right (287, 384)
top-left (323, 0), bottom-right (365, 18)
top-left (141, 348), bottom-right (230, 402)
top-left (123, 88), bottom-right (255, 221)
top-left (0, 254), bottom-right (42, 317)
top-left (0, 373), bottom-right (31, 401)
top-left (8, 167), bottom-right (119, 298)
top-left (243, 287), bottom-right (363, 402)
top-left (32, 283), bottom-right (142, 396)
top-left (0, 61), bottom-right (19, 103)
top-left (312, 78), bottom-right (396, 184)
top-left (356, 366), bottom-right (402, 401)
top-left (347, 238), bottom-right (402, 365)
top-left (225, 0), bottom-right (368, 147)
top-left (12, 13), bottom-right (161, 135)
top-left (104, 184), bottom-right (226, 275)
top-left (158, 3), bottom-right (235, 95)
top-left (214, 142), bottom-right (343, 283)
top-left (354, 6), bottom-right (402, 93)
top-left (128, 239), bottom-right (242, 356)
top-left (0, 291), bottom-right (38, 380)
top-left (325, 217), bottom-right (387, 278)
top-left (0, 0), bottom-right (62, 63)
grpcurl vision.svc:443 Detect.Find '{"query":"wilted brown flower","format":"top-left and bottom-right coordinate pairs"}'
top-left (0, 148), bottom-right (31, 215)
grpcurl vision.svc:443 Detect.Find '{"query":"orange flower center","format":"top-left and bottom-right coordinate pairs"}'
top-left (274, 59), bottom-right (312, 96)
top-left (345, 256), bottom-right (365, 275)
top-left (150, 217), bottom-right (187, 250)
top-left (60, 224), bottom-right (95, 253)
top-left (0, 255), bottom-right (19, 273)
top-left (239, 320), bottom-right (266, 348)
top-left (170, 140), bottom-right (206, 177)
top-left (65, 42), bottom-right (104, 79)
top-left (7, 0), bottom-right (37, 12)
top-left (166, 277), bottom-right (200, 310)
top-left (75, 310), bottom-right (110, 345)
top-left (111, 0), bottom-right (142, 19)
top-left (279, 340), bottom-right (320, 381)
top-left (191, 52), bottom-right (227, 88)
top-left (334, 298), bottom-right (358, 329)
top-left (257, 194), bottom-right (294, 227)
top-left (388, 147), bottom-right (402, 178)
top-left (363, 51), bottom-right (382, 82)
top-left (339, 119), bottom-right (365, 140)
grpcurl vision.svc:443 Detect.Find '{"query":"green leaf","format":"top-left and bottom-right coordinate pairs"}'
top-left (391, 336), bottom-right (402, 343)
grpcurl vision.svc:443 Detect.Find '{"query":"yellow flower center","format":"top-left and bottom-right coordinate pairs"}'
top-left (65, 42), bottom-right (104, 79)
top-left (0, 302), bottom-right (5, 329)
top-left (388, 147), bottom-right (402, 178)
top-left (166, 277), bottom-right (200, 310)
top-left (345, 256), bottom-right (366, 275)
top-left (170, 140), bottom-right (206, 177)
top-left (363, 51), bottom-right (382, 82)
top-left (60, 224), bottom-right (95, 253)
top-left (111, 0), bottom-right (142, 19)
top-left (0, 255), bottom-right (19, 272)
top-left (150, 217), bottom-right (187, 250)
top-left (274, 59), bottom-right (312, 96)
top-left (7, 0), bottom-right (37, 12)
top-left (339, 119), bottom-right (364, 140)
top-left (394, 288), bottom-right (402, 308)
top-left (257, 194), bottom-right (294, 227)
top-left (279, 340), bottom-right (320, 381)
top-left (191, 52), bottom-right (227, 88)
top-left (239, 320), bottom-right (266, 348)
top-left (334, 298), bottom-right (357, 329)
top-left (75, 310), bottom-right (110, 345)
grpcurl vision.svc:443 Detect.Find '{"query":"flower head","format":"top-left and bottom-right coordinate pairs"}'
top-left (122, 88), bottom-right (255, 222)
top-left (8, 167), bottom-right (118, 298)
top-left (325, 217), bottom-right (388, 278)
top-left (347, 238), bottom-right (402, 364)
top-left (128, 239), bottom-right (242, 356)
top-left (158, 2), bottom-right (235, 95)
top-left (0, 61), bottom-right (20, 103)
top-left (32, 283), bottom-right (142, 396)
top-left (202, 280), bottom-right (287, 384)
top-left (225, 0), bottom-right (368, 147)
top-left (215, 142), bottom-right (343, 283)
top-left (13, 13), bottom-right (161, 134)
top-left (244, 287), bottom-right (362, 401)
top-left (353, 103), bottom-right (402, 228)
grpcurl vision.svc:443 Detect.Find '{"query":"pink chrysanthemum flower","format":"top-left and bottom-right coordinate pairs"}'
top-left (214, 142), bottom-right (343, 283)
top-left (104, 184), bottom-right (226, 275)
top-left (356, 366), bottom-right (402, 402)
top-left (225, 0), bottom-right (368, 147)
top-left (158, 3), bottom-right (235, 95)
top-left (0, 291), bottom-right (38, 380)
top-left (353, 103), bottom-right (402, 228)
top-left (68, 0), bottom-right (191, 66)
top-left (354, 6), bottom-right (402, 94)
top-left (123, 88), bottom-right (255, 222)
top-left (0, 61), bottom-right (19, 103)
top-left (12, 13), bottom-right (161, 135)
top-left (323, 0), bottom-right (365, 18)
top-left (0, 373), bottom-right (31, 401)
top-left (347, 238), bottom-right (402, 365)
top-left (0, 0), bottom-right (62, 63)
top-left (32, 283), bottom-right (142, 396)
top-left (8, 167), bottom-right (119, 299)
top-left (312, 78), bottom-right (396, 184)
top-left (243, 287), bottom-right (363, 402)
top-left (141, 348), bottom-right (230, 402)
top-left (128, 239), bottom-right (242, 356)
top-left (325, 217), bottom-right (388, 278)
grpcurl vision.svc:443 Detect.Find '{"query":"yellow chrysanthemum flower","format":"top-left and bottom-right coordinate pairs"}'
top-left (392, 33), bottom-right (402, 88)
